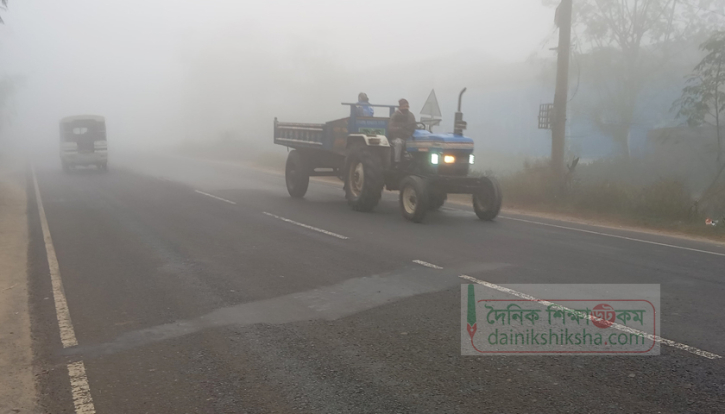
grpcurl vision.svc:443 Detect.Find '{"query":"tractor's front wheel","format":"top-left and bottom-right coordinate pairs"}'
top-left (473, 176), bottom-right (502, 221)
top-left (399, 175), bottom-right (429, 223)
top-left (285, 150), bottom-right (310, 198)
top-left (344, 147), bottom-right (384, 212)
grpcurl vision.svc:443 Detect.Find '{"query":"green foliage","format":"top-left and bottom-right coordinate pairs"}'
top-left (676, 31), bottom-right (725, 128)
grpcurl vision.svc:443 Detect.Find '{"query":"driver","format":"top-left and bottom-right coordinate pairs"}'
top-left (387, 98), bottom-right (416, 166)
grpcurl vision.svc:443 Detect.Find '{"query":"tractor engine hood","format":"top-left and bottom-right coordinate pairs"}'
top-left (407, 129), bottom-right (474, 151)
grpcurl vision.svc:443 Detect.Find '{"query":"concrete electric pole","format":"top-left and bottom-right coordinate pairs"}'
top-left (551, 0), bottom-right (573, 183)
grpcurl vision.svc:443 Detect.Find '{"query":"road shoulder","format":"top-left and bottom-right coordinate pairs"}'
top-left (0, 162), bottom-right (37, 414)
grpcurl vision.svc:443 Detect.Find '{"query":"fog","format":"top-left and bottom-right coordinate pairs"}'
top-left (0, 0), bottom-right (554, 156)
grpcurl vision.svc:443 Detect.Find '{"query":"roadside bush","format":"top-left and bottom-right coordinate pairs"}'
top-left (499, 159), bottom-right (557, 206)
top-left (569, 180), bottom-right (634, 214)
top-left (635, 178), bottom-right (694, 221)
top-left (499, 158), bottom-right (697, 223)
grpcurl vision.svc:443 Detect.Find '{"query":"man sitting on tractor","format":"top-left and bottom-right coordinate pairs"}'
top-left (355, 92), bottom-right (374, 117)
top-left (388, 98), bottom-right (416, 167)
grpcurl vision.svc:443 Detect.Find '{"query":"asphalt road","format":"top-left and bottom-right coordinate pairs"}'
top-left (27, 152), bottom-right (725, 413)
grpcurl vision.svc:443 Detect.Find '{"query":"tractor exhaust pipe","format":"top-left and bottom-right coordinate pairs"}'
top-left (454, 87), bottom-right (467, 136)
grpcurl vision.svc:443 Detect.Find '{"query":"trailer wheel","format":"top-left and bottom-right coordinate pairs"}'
top-left (344, 147), bottom-right (384, 211)
top-left (399, 175), bottom-right (429, 223)
top-left (473, 176), bottom-right (502, 221)
top-left (285, 150), bottom-right (310, 198)
top-left (429, 191), bottom-right (447, 211)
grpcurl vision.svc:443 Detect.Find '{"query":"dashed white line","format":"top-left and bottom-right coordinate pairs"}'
top-left (412, 260), bottom-right (444, 269)
top-left (195, 190), bottom-right (237, 205)
top-left (263, 212), bottom-right (349, 240)
top-left (459, 275), bottom-right (722, 360)
top-left (499, 215), bottom-right (725, 258)
top-left (32, 165), bottom-right (97, 413)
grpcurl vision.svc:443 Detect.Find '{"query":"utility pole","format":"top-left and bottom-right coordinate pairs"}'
top-left (551, 0), bottom-right (572, 183)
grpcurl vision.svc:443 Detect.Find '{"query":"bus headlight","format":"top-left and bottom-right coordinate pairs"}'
top-left (431, 153), bottom-right (439, 165)
top-left (443, 155), bottom-right (455, 164)
top-left (469, 154), bottom-right (475, 164)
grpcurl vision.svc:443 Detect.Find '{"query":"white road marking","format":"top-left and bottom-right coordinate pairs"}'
top-left (412, 260), bottom-right (444, 269)
top-left (195, 190), bottom-right (237, 205)
top-left (441, 202), bottom-right (725, 258)
top-left (32, 165), bottom-right (97, 413)
top-left (459, 275), bottom-right (722, 360)
top-left (263, 212), bottom-right (349, 240)
top-left (68, 361), bottom-right (96, 414)
top-left (499, 215), bottom-right (725, 258)
top-left (32, 166), bottom-right (78, 348)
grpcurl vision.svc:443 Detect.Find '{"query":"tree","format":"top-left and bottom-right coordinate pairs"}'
top-left (675, 31), bottom-right (725, 204)
top-left (543, 0), bottom-right (725, 158)
top-left (0, 0), bottom-right (7, 24)
top-left (0, 77), bottom-right (18, 138)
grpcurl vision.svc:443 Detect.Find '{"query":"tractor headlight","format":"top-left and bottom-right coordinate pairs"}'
top-left (469, 154), bottom-right (475, 164)
top-left (431, 153), bottom-right (439, 165)
top-left (443, 155), bottom-right (456, 164)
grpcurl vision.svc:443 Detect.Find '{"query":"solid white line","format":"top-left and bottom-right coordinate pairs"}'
top-left (459, 275), bottom-right (722, 360)
top-left (195, 190), bottom-right (237, 205)
top-left (263, 212), bottom-right (349, 240)
top-left (32, 165), bottom-right (78, 348)
top-left (32, 165), bottom-right (97, 413)
top-left (499, 215), bottom-right (725, 258)
top-left (412, 260), bottom-right (444, 269)
top-left (68, 361), bottom-right (96, 414)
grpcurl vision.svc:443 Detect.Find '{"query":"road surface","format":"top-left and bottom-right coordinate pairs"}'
top-left (27, 152), bottom-right (725, 413)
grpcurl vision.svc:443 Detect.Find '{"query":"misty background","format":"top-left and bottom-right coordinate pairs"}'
top-left (2, 0), bottom-right (725, 223)
top-left (0, 0), bottom-right (554, 156)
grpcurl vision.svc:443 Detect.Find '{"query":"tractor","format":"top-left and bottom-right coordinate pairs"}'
top-left (274, 88), bottom-right (502, 223)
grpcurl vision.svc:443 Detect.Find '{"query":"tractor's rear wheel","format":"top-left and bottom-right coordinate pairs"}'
top-left (285, 150), bottom-right (310, 198)
top-left (344, 147), bottom-right (384, 211)
top-left (399, 175), bottom-right (429, 223)
top-left (473, 176), bottom-right (502, 221)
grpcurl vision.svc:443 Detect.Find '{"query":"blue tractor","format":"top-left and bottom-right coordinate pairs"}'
top-left (273, 88), bottom-right (502, 223)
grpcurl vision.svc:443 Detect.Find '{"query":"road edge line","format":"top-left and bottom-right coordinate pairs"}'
top-left (31, 165), bottom-right (97, 413)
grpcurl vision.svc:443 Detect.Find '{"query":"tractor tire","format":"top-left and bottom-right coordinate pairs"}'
top-left (399, 175), bottom-right (429, 223)
top-left (344, 147), bottom-right (384, 211)
top-left (285, 150), bottom-right (310, 198)
top-left (473, 176), bottom-right (502, 221)
top-left (429, 191), bottom-right (447, 211)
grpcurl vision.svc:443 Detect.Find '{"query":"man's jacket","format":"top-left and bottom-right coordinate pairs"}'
top-left (388, 109), bottom-right (416, 140)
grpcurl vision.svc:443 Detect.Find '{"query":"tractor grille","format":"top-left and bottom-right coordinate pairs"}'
top-left (437, 151), bottom-right (471, 176)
